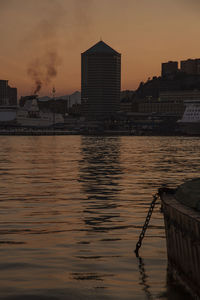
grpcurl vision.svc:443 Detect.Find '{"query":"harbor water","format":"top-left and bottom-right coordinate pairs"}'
top-left (0, 136), bottom-right (199, 300)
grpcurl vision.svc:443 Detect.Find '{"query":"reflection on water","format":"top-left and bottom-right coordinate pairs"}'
top-left (79, 137), bottom-right (122, 198)
top-left (0, 136), bottom-right (199, 300)
top-left (79, 137), bottom-right (122, 231)
top-left (137, 256), bottom-right (153, 300)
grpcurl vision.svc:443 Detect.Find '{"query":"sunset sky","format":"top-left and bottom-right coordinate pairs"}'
top-left (1, 0), bottom-right (200, 98)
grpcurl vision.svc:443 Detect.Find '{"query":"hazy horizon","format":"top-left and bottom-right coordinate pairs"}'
top-left (1, 0), bottom-right (200, 97)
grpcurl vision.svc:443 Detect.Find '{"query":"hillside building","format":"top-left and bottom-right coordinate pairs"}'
top-left (180, 59), bottom-right (200, 75)
top-left (161, 61), bottom-right (178, 77)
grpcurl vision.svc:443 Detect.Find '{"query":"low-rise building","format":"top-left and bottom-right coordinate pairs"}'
top-left (120, 99), bottom-right (132, 113)
top-left (138, 101), bottom-right (184, 116)
top-left (159, 90), bottom-right (200, 103)
top-left (136, 90), bottom-right (200, 116)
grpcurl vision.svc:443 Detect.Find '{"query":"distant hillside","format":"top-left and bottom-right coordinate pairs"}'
top-left (135, 73), bottom-right (200, 100)
top-left (39, 91), bottom-right (81, 107)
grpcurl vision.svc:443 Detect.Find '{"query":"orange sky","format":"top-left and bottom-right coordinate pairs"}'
top-left (1, 0), bottom-right (200, 98)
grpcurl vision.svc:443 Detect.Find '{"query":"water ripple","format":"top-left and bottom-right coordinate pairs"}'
top-left (0, 136), bottom-right (199, 300)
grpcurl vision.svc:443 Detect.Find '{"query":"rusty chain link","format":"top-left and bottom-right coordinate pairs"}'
top-left (135, 192), bottom-right (159, 257)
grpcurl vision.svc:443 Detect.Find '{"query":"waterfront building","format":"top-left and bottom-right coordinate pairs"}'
top-left (0, 80), bottom-right (17, 124)
top-left (120, 99), bottom-right (133, 113)
top-left (137, 101), bottom-right (184, 117)
top-left (8, 86), bottom-right (17, 106)
top-left (159, 90), bottom-right (200, 103)
top-left (0, 80), bottom-right (9, 105)
top-left (81, 40), bottom-right (121, 121)
top-left (17, 95), bottom-right (64, 128)
top-left (0, 80), bottom-right (17, 106)
top-left (178, 100), bottom-right (200, 135)
top-left (136, 90), bottom-right (200, 117)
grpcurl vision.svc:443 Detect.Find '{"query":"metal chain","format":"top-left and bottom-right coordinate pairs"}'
top-left (135, 192), bottom-right (159, 257)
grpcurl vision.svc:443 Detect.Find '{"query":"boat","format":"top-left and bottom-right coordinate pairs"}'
top-left (159, 179), bottom-right (200, 299)
top-left (178, 100), bottom-right (200, 135)
top-left (17, 95), bottom-right (64, 128)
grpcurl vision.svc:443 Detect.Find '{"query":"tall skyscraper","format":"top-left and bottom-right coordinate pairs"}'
top-left (81, 40), bottom-right (121, 121)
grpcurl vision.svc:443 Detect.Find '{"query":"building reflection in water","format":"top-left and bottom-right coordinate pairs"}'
top-left (79, 136), bottom-right (123, 231)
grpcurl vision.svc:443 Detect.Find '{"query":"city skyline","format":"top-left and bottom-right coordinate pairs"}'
top-left (1, 0), bottom-right (200, 98)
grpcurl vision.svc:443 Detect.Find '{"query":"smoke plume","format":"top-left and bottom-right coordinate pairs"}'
top-left (1, 0), bottom-right (94, 95)
top-left (26, 0), bottom-right (65, 94)
top-left (27, 51), bottom-right (61, 94)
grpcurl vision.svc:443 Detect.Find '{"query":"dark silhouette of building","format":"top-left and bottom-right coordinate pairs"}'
top-left (8, 86), bottom-right (17, 106)
top-left (81, 40), bottom-right (121, 121)
top-left (180, 58), bottom-right (200, 75)
top-left (0, 80), bottom-right (8, 105)
top-left (162, 61), bottom-right (178, 77)
top-left (0, 80), bottom-right (17, 106)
